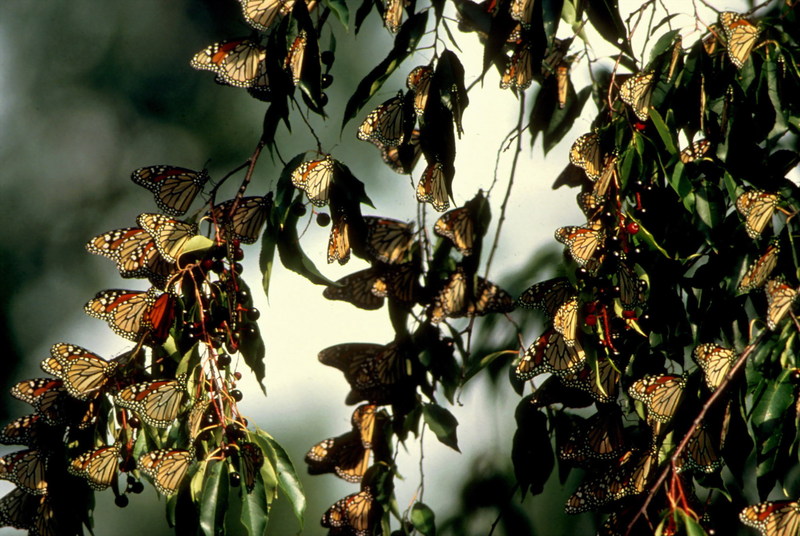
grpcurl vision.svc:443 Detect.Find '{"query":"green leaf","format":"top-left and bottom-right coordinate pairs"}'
top-left (323, 0), bottom-right (350, 29)
top-left (649, 107), bottom-right (677, 154)
top-left (410, 503), bottom-right (436, 536)
top-left (199, 460), bottom-right (228, 536)
top-left (259, 217), bottom-right (276, 298)
top-left (276, 206), bottom-right (340, 287)
top-left (434, 50), bottom-right (469, 136)
top-left (240, 474), bottom-right (269, 536)
top-left (236, 278), bottom-right (267, 394)
top-left (422, 403), bottom-right (460, 451)
top-left (342, 11), bottom-right (429, 129)
top-left (512, 400), bottom-right (553, 496)
top-left (181, 235), bottom-right (214, 257)
top-left (584, 0), bottom-right (633, 56)
top-left (463, 349), bottom-right (516, 383)
top-left (541, 0), bottom-right (564, 45)
top-left (253, 428), bottom-right (306, 530)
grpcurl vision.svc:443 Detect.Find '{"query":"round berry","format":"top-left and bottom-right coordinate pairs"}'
top-left (316, 212), bottom-right (331, 227)
top-left (115, 495), bottom-right (129, 508)
top-left (291, 202), bottom-right (307, 216)
top-left (231, 389), bottom-right (243, 402)
top-left (246, 307), bottom-right (261, 321)
top-left (236, 290), bottom-right (250, 304)
top-left (233, 263), bottom-right (244, 274)
top-left (212, 260), bottom-right (225, 273)
top-left (319, 93), bottom-right (329, 107)
top-left (234, 248), bottom-right (245, 261)
top-left (201, 258), bottom-right (215, 272)
top-left (234, 372), bottom-right (242, 380)
top-left (130, 481), bottom-right (144, 494)
top-left (127, 475), bottom-right (136, 485)
top-left (217, 353), bottom-right (232, 367)
top-left (626, 221), bottom-right (640, 235)
top-left (119, 458), bottom-right (136, 472)
top-left (585, 313), bottom-right (597, 327)
top-left (321, 50), bottom-right (335, 66)
top-left (229, 472), bottom-right (241, 487)
top-left (225, 424), bottom-right (242, 439)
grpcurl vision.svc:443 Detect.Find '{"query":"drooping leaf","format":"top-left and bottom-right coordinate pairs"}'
top-left (422, 403), bottom-right (460, 451)
top-left (410, 502), bottom-right (436, 536)
top-left (199, 460), bottom-right (228, 536)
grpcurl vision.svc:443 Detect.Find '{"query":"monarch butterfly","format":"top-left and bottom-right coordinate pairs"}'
top-left (515, 329), bottom-right (586, 380)
top-left (114, 377), bottom-right (187, 428)
top-left (429, 269), bottom-right (515, 323)
top-left (618, 263), bottom-right (646, 310)
top-left (406, 65), bottom-right (433, 117)
top-left (238, 442), bottom-right (265, 493)
top-left (592, 152), bottom-right (618, 201)
top-left (553, 297), bottom-right (579, 347)
top-left (0, 415), bottom-right (44, 447)
top-left (383, 0), bottom-right (408, 32)
top-left (187, 398), bottom-right (210, 441)
top-left (291, 155), bottom-right (335, 207)
top-left (357, 92), bottom-right (406, 146)
top-left (577, 191), bottom-right (603, 220)
top-left (559, 408), bottom-right (626, 463)
top-left (68, 443), bottom-right (120, 491)
top-left (555, 221), bottom-right (604, 267)
top-left (0, 488), bottom-right (54, 534)
top-left (323, 269), bottom-right (385, 310)
top-left (43, 343), bottom-right (117, 400)
top-left (284, 31), bottom-right (307, 85)
top-left (564, 446), bottom-right (658, 514)
top-left (416, 162), bottom-right (450, 212)
top-left (364, 216), bottom-right (415, 264)
top-left (321, 489), bottom-right (377, 535)
top-left (191, 39), bottom-right (268, 88)
top-left (0, 450), bottom-right (47, 495)
top-left (351, 404), bottom-right (387, 450)
top-left (10, 378), bottom-right (72, 426)
top-left (380, 129), bottom-right (421, 174)
top-left (85, 227), bottom-right (174, 288)
top-left (765, 278), bottom-right (798, 330)
top-left (739, 242), bottom-right (780, 293)
top-left (619, 71), bottom-right (655, 122)
top-left (628, 374), bottom-right (686, 423)
top-left (138, 448), bottom-right (193, 495)
top-left (238, 0), bottom-right (308, 31)
top-left (679, 139), bottom-right (711, 164)
top-left (84, 288), bottom-right (173, 343)
top-left (210, 196), bottom-right (271, 244)
top-left (137, 213), bottom-right (198, 264)
top-left (667, 35), bottom-right (683, 81)
top-left (740, 500), bottom-right (800, 536)
top-left (328, 212), bottom-right (351, 265)
top-left (319, 342), bottom-right (406, 405)
top-left (561, 356), bottom-right (620, 403)
top-left (736, 190), bottom-right (779, 239)
top-left (434, 207), bottom-right (475, 256)
top-left (500, 44), bottom-right (533, 90)
top-left (516, 277), bottom-right (575, 317)
top-left (305, 431), bottom-right (371, 483)
top-left (677, 424), bottom-right (722, 474)
top-left (508, 0), bottom-right (533, 27)
top-left (541, 38), bottom-right (572, 77)
top-left (131, 165), bottom-right (209, 217)
top-left (569, 133), bottom-right (602, 181)
top-left (371, 261), bottom-right (422, 304)
top-left (556, 62), bottom-right (570, 109)
top-left (720, 11), bottom-right (759, 69)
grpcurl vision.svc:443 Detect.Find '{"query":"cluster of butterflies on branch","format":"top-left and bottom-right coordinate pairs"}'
top-left (0, 160), bottom-right (278, 534)
top-left (502, 7), bottom-right (800, 535)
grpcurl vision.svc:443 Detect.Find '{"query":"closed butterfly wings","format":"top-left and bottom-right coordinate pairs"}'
top-left (736, 190), bottom-right (779, 239)
top-left (318, 342), bottom-right (407, 404)
top-left (84, 288), bottom-right (173, 343)
top-left (85, 227), bottom-right (174, 288)
top-left (515, 329), bottom-right (586, 381)
top-left (434, 207), bottom-right (475, 256)
top-left (191, 39), bottom-right (268, 91)
top-left (619, 71), bottom-right (655, 122)
top-left (305, 432), bottom-right (371, 483)
top-left (210, 196), bottom-right (270, 244)
top-left (357, 92), bottom-right (406, 147)
top-left (739, 242), bottom-right (780, 293)
top-left (569, 133), bottom-right (602, 181)
top-left (765, 278), bottom-right (798, 330)
top-left (321, 488), bottom-right (377, 536)
top-left (628, 374), bottom-right (686, 424)
top-left (137, 213), bottom-right (198, 264)
top-left (131, 165), bottom-right (209, 216)
top-left (720, 11), bottom-right (760, 69)
top-left (416, 162), bottom-right (450, 212)
top-left (323, 269), bottom-right (385, 310)
top-left (693, 343), bottom-right (737, 391)
top-left (67, 443), bottom-right (120, 491)
top-left (43, 343), bottom-right (117, 400)
top-left (0, 449), bottom-right (48, 495)
top-left (114, 377), bottom-right (187, 428)
top-left (291, 156), bottom-right (334, 207)
top-left (364, 216), bottom-right (415, 264)
top-left (740, 500), bottom-right (800, 536)
top-left (137, 448), bottom-right (193, 495)
top-left (555, 220), bottom-right (604, 268)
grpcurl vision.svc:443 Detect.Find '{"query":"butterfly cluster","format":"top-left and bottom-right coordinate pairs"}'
top-left (0, 161), bottom-right (278, 534)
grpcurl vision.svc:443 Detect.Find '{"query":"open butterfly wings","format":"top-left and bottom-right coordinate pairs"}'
top-left (131, 165), bottom-right (209, 216)
top-left (364, 217), bottom-right (414, 264)
top-left (321, 488), bottom-right (376, 535)
top-left (305, 432), bottom-right (371, 483)
top-left (515, 329), bottom-right (586, 381)
top-left (430, 269), bottom-right (514, 324)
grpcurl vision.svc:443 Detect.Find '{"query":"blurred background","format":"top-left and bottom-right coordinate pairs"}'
top-left (0, 1), bottom-right (741, 534)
